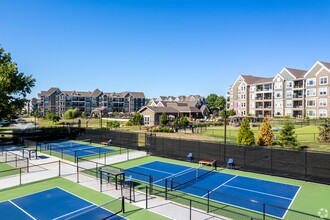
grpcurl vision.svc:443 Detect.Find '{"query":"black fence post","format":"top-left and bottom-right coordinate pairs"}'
top-left (263, 203), bottom-right (266, 220)
top-left (165, 178), bottom-right (168, 200)
top-left (122, 196), bottom-right (125, 213)
top-left (19, 168), bottom-right (22, 185)
top-left (146, 185), bottom-right (148, 209)
top-left (27, 158), bottom-right (29, 172)
top-left (76, 160), bottom-right (79, 183)
top-left (189, 200), bottom-right (192, 220)
top-left (59, 160), bottom-right (61, 176)
top-left (207, 190), bottom-right (210, 213)
top-left (149, 175), bottom-right (153, 194)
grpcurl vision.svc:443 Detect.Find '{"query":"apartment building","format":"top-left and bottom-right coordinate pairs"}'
top-left (228, 60), bottom-right (330, 118)
top-left (38, 88), bottom-right (145, 117)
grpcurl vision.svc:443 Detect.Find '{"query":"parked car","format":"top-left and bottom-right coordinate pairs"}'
top-left (16, 118), bottom-right (27, 123)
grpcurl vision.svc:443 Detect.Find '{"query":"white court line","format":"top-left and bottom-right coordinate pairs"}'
top-left (137, 165), bottom-right (175, 175)
top-left (202, 175), bottom-right (238, 198)
top-left (281, 186), bottom-right (302, 219)
top-left (223, 184), bottom-right (293, 200)
top-left (9, 200), bottom-right (36, 220)
top-left (53, 204), bottom-right (95, 220)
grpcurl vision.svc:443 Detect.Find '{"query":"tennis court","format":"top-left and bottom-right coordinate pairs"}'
top-left (0, 187), bottom-right (124, 220)
top-left (39, 140), bottom-right (114, 158)
top-left (124, 161), bottom-right (300, 219)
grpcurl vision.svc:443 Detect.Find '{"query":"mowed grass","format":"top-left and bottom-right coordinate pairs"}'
top-left (0, 177), bottom-right (169, 220)
top-left (111, 156), bottom-right (330, 220)
top-left (203, 125), bottom-right (330, 152)
top-left (0, 162), bottom-right (20, 177)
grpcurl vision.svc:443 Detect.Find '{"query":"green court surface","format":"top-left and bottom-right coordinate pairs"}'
top-left (0, 177), bottom-right (169, 220)
top-left (0, 162), bottom-right (20, 177)
top-left (112, 156), bottom-right (330, 220)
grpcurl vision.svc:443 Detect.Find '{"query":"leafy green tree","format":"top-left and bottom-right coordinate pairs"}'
top-left (46, 111), bottom-right (60, 124)
top-left (318, 124), bottom-right (330, 143)
top-left (206, 94), bottom-right (226, 112)
top-left (132, 112), bottom-right (142, 125)
top-left (0, 46), bottom-right (35, 120)
top-left (237, 118), bottom-right (255, 145)
top-left (179, 116), bottom-right (189, 128)
top-left (64, 108), bottom-right (79, 119)
top-left (279, 121), bottom-right (298, 148)
top-left (257, 118), bottom-right (274, 146)
top-left (220, 108), bottom-right (236, 119)
top-left (160, 112), bottom-right (168, 126)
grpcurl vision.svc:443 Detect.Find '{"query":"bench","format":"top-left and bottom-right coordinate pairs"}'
top-left (101, 141), bottom-right (108, 146)
top-left (199, 160), bottom-right (214, 166)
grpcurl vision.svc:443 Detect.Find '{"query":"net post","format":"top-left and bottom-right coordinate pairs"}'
top-left (122, 196), bottom-right (125, 213)
top-left (146, 185), bottom-right (148, 209)
top-left (263, 203), bottom-right (266, 220)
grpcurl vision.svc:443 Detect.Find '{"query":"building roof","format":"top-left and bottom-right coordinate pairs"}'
top-left (39, 87), bottom-right (59, 96)
top-left (139, 106), bottom-right (179, 113)
top-left (240, 75), bottom-right (268, 85)
top-left (91, 89), bottom-right (102, 97)
top-left (285, 68), bottom-right (307, 79)
top-left (320, 61), bottom-right (330, 70)
top-left (254, 77), bottom-right (274, 84)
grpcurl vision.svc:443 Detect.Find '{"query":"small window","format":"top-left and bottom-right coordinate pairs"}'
top-left (286, 91), bottom-right (292, 98)
top-left (306, 100), bottom-right (316, 107)
top-left (320, 77), bottom-right (328, 85)
top-left (286, 100), bottom-right (292, 107)
top-left (319, 109), bottom-right (327, 118)
top-left (306, 78), bottom-right (316, 86)
top-left (307, 110), bottom-right (316, 117)
top-left (286, 81), bottom-right (292, 88)
top-left (275, 92), bottom-right (282, 98)
top-left (306, 89), bottom-right (316, 97)
top-left (319, 88), bottom-right (327, 96)
top-left (319, 99), bottom-right (327, 106)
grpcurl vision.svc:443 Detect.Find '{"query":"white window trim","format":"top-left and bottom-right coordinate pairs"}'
top-left (319, 109), bottom-right (327, 118)
top-left (320, 76), bottom-right (328, 85)
top-left (307, 109), bottom-right (316, 117)
top-left (306, 89), bottom-right (316, 97)
top-left (306, 78), bottom-right (316, 87)
top-left (286, 81), bottom-right (292, 88)
top-left (306, 99), bottom-right (316, 107)
top-left (286, 91), bottom-right (292, 98)
top-left (319, 99), bottom-right (327, 107)
top-left (319, 87), bottom-right (328, 96)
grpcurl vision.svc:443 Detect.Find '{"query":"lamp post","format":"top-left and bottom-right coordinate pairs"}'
top-left (224, 109), bottom-right (227, 144)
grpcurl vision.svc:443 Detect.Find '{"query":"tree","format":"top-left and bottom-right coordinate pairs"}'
top-left (257, 118), bottom-right (274, 146)
top-left (64, 108), bottom-right (79, 119)
top-left (179, 116), bottom-right (189, 128)
top-left (318, 124), bottom-right (330, 143)
top-left (206, 94), bottom-right (226, 112)
top-left (132, 112), bottom-right (142, 125)
top-left (0, 46), bottom-right (35, 120)
top-left (279, 121), bottom-right (298, 148)
top-left (237, 117), bottom-right (255, 145)
top-left (220, 108), bottom-right (236, 119)
top-left (46, 111), bottom-right (60, 124)
top-left (160, 112), bottom-right (168, 126)
top-left (107, 120), bottom-right (120, 129)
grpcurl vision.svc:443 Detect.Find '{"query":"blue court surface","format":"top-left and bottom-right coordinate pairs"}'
top-left (0, 187), bottom-right (124, 220)
top-left (39, 141), bottom-right (114, 157)
top-left (124, 161), bottom-right (300, 219)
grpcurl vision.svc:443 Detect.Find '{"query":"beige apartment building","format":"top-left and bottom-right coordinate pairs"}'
top-left (228, 61), bottom-right (330, 119)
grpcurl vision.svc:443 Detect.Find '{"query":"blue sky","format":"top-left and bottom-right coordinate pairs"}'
top-left (1, 0), bottom-right (330, 99)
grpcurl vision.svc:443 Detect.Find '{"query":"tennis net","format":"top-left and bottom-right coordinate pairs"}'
top-left (47, 139), bottom-right (91, 151)
top-left (170, 164), bottom-right (215, 191)
top-left (66, 197), bottom-right (124, 220)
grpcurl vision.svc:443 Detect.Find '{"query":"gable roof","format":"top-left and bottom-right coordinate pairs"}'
top-left (319, 61), bottom-right (330, 71)
top-left (39, 87), bottom-right (59, 96)
top-left (91, 89), bottom-right (102, 97)
top-left (285, 68), bottom-right (307, 79)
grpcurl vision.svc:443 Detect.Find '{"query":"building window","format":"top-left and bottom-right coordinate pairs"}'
top-left (306, 100), bottom-right (316, 107)
top-left (241, 94), bottom-right (246, 100)
top-left (275, 82), bottom-right (282, 89)
top-left (286, 109), bottom-right (292, 115)
top-left (286, 81), bottom-right (292, 88)
top-left (320, 77), bottom-right (328, 85)
top-left (319, 99), bottom-right (327, 106)
top-left (306, 78), bottom-right (316, 86)
top-left (144, 116), bottom-right (150, 126)
top-left (307, 110), bottom-right (316, 117)
top-left (286, 100), bottom-right (292, 107)
top-left (306, 89), bottom-right (316, 97)
top-left (286, 91), bottom-right (292, 98)
top-left (319, 87), bottom-right (327, 96)
top-left (275, 92), bottom-right (282, 98)
top-left (250, 94), bottom-right (254, 99)
top-left (250, 102), bottom-right (254, 108)
top-left (241, 102), bottom-right (246, 107)
top-left (250, 86), bottom-right (255, 91)
top-left (319, 109), bottom-right (327, 118)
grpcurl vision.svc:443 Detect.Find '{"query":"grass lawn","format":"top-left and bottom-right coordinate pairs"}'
top-left (110, 156), bottom-right (330, 220)
top-left (203, 125), bottom-right (330, 152)
top-left (0, 176), bottom-right (169, 220)
top-left (0, 162), bottom-right (20, 177)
